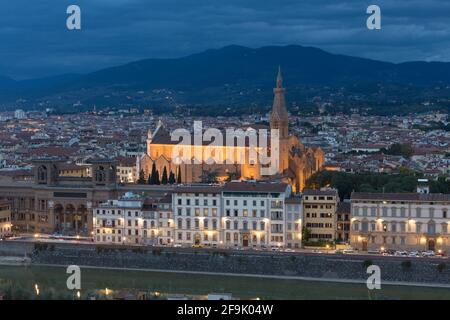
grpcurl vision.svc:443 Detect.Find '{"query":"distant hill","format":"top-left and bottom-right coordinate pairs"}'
top-left (1, 45), bottom-right (449, 111)
top-left (49, 45), bottom-right (450, 89)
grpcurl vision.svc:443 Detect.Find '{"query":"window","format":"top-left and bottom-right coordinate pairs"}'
top-left (391, 207), bottom-right (397, 217)
top-left (416, 207), bottom-right (421, 218)
top-left (427, 222), bottom-right (436, 235)
top-left (400, 207), bottom-right (406, 217)
top-left (391, 223), bottom-right (397, 232)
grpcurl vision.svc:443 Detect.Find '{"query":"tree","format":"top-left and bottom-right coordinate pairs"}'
top-left (176, 167), bottom-right (182, 184)
top-left (168, 171), bottom-right (176, 184)
top-left (155, 170), bottom-right (160, 185)
top-left (302, 226), bottom-right (311, 243)
top-left (147, 173), bottom-right (152, 185)
top-left (201, 169), bottom-right (218, 183)
top-left (149, 163), bottom-right (157, 185)
top-left (161, 166), bottom-right (168, 184)
top-left (137, 169), bottom-right (145, 184)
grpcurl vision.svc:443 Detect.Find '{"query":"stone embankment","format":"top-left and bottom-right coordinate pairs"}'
top-left (1, 241), bottom-right (449, 285)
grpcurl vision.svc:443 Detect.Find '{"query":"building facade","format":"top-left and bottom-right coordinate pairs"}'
top-left (302, 189), bottom-right (339, 243)
top-left (336, 202), bottom-right (351, 243)
top-left (0, 201), bottom-right (12, 238)
top-left (350, 192), bottom-right (450, 252)
top-left (139, 69), bottom-right (324, 192)
top-left (0, 158), bottom-right (171, 236)
top-left (93, 181), bottom-right (302, 248)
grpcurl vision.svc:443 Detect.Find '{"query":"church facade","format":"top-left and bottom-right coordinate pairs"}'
top-left (138, 68), bottom-right (324, 192)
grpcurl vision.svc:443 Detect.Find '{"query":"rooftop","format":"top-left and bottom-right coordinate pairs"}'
top-left (351, 192), bottom-right (450, 202)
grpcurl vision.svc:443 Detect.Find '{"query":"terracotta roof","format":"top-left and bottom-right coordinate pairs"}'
top-left (223, 182), bottom-right (288, 193)
top-left (303, 189), bottom-right (338, 196)
top-left (351, 192), bottom-right (450, 202)
top-left (174, 185), bottom-right (223, 194)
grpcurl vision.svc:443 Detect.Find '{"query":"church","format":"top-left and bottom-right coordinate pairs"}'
top-left (138, 68), bottom-right (324, 192)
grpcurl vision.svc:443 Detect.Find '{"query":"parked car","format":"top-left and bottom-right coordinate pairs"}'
top-left (422, 250), bottom-right (435, 257)
top-left (342, 248), bottom-right (355, 254)
top-left (408, 251), bottom-right (420, 257)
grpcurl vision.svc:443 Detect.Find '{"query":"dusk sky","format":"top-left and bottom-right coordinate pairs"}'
top-left (1, 0), bottom-right (449, 79)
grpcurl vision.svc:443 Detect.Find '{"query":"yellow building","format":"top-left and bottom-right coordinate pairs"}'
top-left (139, 68), bottom-right (324, 191)
top-left (302, 189), bottom-right (339, 243)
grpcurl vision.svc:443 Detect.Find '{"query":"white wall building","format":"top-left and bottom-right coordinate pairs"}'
top-left (93, 181), bottom-right (300, 249)
top-left (350, 192), bottom-right (450, 252)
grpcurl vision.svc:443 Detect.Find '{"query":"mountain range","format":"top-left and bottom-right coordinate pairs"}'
top-left (1, 45), bottom-right (449, 112)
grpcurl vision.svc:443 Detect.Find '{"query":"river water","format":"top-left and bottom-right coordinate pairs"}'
top-left (0, 265), bottom-right (449, 300)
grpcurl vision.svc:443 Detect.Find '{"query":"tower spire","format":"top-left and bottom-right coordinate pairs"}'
top-left (277, 65), bottom-right (283, 88)
top-left (270, 66), bottom-right (288, 136)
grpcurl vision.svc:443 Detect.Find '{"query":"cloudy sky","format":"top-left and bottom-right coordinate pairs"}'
top-left (1, 0), bottom-right (449, 79)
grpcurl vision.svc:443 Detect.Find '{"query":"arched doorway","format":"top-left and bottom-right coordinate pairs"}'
top-left (362, 240), bottom-right (368, 251)
top-left (242, 235), bottom-right (249, 247)
top-left (428, 239), bottom-right (436, 251)
top-left (54, 204), bottom-right (64, 232)
top-left (194, 234), bottom-right (201, 246)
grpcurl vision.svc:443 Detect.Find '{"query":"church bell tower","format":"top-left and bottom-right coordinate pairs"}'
top-left (270, 67), bottom-right (290, 173)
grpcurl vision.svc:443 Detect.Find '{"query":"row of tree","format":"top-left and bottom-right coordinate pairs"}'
top-left (137, 163), bottom-right (182, 185)
top-left (306, 169), bottom-right (450, 200)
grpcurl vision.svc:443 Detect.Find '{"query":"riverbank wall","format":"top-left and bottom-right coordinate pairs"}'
top-left (1, 241), bottom-right (450, 285)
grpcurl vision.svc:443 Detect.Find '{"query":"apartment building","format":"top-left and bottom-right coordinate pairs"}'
top-left (302, 189), bottom-right (339, 243)
top-left (0, 201), bottom-right (12, 238)
top-left (116, 157), bottom-right (138, 183)
top-left (220, 182), bottom-right (291, 248)
top-left (172, 185), bottom-right (222, 247)
top-left (93, 181), bottom-right (296, 248)
top-left (93, 192), bottom-right (144, 245)
top-left (350, 192), bottom-right (450, 252)
top-left (285, 197), bottom-right (303, 248)
top-left (336, 201), bottom-right (351, 243)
